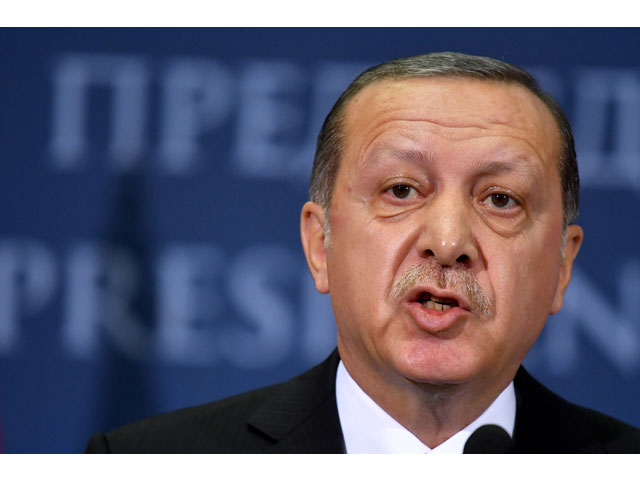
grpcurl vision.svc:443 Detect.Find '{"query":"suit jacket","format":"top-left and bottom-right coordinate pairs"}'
top-left (85, 350), bottom-right (640, 453)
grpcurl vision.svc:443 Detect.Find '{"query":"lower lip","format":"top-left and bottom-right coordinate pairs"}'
top-left (406, 302), bottom-right (469, 334)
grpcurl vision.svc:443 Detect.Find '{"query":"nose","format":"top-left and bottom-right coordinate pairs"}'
top-left (416, 190), bottom-right (478, 267)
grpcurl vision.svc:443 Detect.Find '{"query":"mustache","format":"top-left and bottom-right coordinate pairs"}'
top-left (391, 259), bottom-right (493, 319)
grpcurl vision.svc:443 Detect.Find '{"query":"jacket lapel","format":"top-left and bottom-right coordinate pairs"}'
top-left (247, 350), bottom-right (346, 453)
top-left (513, 366), bottom-right (604, 453)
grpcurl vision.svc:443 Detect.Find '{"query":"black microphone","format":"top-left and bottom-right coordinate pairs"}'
top-left (463, 424), bottom-right (515, 453)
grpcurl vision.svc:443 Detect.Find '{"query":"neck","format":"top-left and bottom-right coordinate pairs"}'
top-left (340, 353), bottom-right (515, 448)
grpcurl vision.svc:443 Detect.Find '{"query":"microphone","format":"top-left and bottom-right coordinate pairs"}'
top-left (463, 424), bottom-right (515, 453)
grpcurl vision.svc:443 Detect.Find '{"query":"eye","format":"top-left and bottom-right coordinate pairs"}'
top-left (389, 184), bottom-right (416, 199)
top-left (482, 192), bottom-right (518, 209)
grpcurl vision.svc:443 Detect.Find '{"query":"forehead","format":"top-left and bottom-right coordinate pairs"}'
top-left (341, 76), bottom-right (561, 171)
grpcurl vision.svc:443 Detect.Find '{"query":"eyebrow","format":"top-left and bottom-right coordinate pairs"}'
top-left (366, 147), bottom-right (541, 176)
top-left (471, 156), bottom-right (543, 180)
top-left (365, 148), bottom-right (434, 168)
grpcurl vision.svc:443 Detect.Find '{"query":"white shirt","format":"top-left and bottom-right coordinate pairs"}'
top-left (335, 361), bottom-right (516, 453)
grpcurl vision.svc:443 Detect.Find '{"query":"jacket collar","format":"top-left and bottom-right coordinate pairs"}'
top-left (512, 366), bottom-right (604, 453)
top-left (247, 350), bottom-right (345, 452)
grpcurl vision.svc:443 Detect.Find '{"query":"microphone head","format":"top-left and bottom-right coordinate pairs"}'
top-left (463, 424), bottom-right (515, 454)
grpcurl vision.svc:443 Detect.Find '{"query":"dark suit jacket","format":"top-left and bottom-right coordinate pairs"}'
top-left (85, 350), bottom-right (640, 453)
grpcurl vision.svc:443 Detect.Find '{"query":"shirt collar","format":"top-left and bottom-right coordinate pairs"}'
top-left (335, 360), bottom-right (516, 453)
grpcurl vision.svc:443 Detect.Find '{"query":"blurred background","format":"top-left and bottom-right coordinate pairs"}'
top-left (0, 27), bottom-right (639, 453)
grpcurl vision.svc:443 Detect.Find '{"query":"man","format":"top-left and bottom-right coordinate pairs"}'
top-left (85, 52), bottom-right (640, 453)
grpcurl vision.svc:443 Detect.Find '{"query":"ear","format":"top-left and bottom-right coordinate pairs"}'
top-left (550, 224), bottom-right (584, 314)
top-left (300, 201), bottom-right (330, 294)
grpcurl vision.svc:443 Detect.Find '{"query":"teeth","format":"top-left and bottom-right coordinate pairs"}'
top-left (422, 300), bottom-right (452, 311)
top-left (417, 292), bottom-right (458, 311)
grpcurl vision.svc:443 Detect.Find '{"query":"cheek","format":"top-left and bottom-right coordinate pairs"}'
top-left (488, 233), bottom-right (562, 332)
top-left (325, 221), bottom-right (397, 351)
top-left (327, 211), bottom-right (412, 314)
top-left (329, 223), bottom-right (390, 292)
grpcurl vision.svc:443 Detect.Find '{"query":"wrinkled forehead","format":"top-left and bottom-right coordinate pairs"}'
top-left (340, 76), bottom-right (562, 170)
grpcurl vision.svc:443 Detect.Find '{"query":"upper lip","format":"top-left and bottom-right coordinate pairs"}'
top-left (405, 285), bottom-right (471, 311)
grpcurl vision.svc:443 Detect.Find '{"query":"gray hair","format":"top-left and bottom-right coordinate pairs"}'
top-left (309, 52), bottom-right (579, 228)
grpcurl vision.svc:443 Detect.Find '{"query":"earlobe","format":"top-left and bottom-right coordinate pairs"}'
top-left (550, 224), bottom-right (584, 314)
top-left (300, 201), bottom-right (330, 294)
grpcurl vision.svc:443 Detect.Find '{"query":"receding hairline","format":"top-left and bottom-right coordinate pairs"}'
top-left (341, 75), bottom-right (562, 133)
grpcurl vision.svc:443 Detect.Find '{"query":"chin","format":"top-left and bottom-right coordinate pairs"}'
top-left (392, 341), bottom-right (485, 386)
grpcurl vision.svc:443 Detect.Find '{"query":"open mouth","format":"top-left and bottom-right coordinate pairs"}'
top-left (417, 292), bottom-right (459, 312)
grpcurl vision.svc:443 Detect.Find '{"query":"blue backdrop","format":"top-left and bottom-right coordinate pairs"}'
top-left (1, 27), bottom-right (639, 453)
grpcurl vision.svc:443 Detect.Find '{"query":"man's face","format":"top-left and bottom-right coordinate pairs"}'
top-left (301, 77), bottom-right (583, 391)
